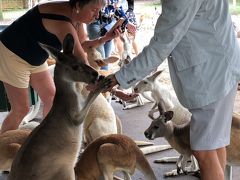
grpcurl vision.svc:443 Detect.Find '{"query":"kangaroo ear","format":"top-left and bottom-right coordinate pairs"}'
top-left (95, 59), bottom-right (106, 67)
top-left (148, 70), bottom-right (163, 81)
top-left (39, 42), bottom-right (61, 61)
top-left (125, 55), bottom-right (131, 64)
top-left (164, 111), bottom-right (174, 122)
top-left (104, 56), bottom-right (120, 64)
top-left (62, 33), bottom-right (74, 55)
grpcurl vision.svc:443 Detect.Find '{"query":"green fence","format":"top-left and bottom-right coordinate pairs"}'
top-left (0, 81), bottom-right (39, 112)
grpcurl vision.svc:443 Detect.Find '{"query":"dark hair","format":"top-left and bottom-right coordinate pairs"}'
top-left (69, 0), bottom-right (106, 9)
top-left (127, 0), bottom-right (134, 11)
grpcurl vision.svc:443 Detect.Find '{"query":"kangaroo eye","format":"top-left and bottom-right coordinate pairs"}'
top-left (144, 81), bottom-right (148, 84)
top-left (153, 125), bottom-right (158, 129)
top-left (72, 65), bottom-right (79, 71)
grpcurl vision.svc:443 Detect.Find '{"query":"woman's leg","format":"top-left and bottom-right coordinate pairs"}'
top-left (114, 37), bottom-right (124, 57)
top-left (132, 38), bottom-right (139, 55)
top-left (30, 69), bottom-right (55, 118)
top-left (104, 39), bottom-right (113, 58)
top-left (0, 83), bottom-right (30, 133)
top-left (101, 40), bottom-right (113, 70)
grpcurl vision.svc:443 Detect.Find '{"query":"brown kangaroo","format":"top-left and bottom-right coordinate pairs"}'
top-left (8, 33), bottom-right (111, 180)
top-left (0, 129), bottom-right (31, 172)
top-left (75, 134), bottom-right (157, 180)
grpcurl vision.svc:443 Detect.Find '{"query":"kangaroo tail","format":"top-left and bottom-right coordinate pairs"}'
top-left (140, 145), bottom-right (172, 155)
top-left (115, 115), bottom-right (123, 134)
top-left (136, 148), bottom-right (157, 180)
top-left (21, 99), bottom-right (41, 125)
top-left (135, 140), bottom-right (154, 146)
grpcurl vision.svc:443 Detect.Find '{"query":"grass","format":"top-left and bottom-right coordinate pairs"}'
top-left (229, 4), bottom-right (240, 14)
top-left (135, 1), bottom-right (161, 16)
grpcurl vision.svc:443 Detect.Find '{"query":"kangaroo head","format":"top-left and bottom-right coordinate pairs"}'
top-left (39, 33), bottom-right (98, 84)
top-left (87, 47), bottom-right (119, 70)
top-left (118, 54), bottom-right (132, 68)
top-left (87, 47), bottom-right (103, 70)
top-left (144, 111), bottom-right (173, 140)
top-left (134, 70), bottom-right (164, 93)
top-left (124, 55), bottom-right (132, 64)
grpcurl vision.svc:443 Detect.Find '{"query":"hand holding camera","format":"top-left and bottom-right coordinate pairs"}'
top-left (107, 18), bottom-right (127, 35)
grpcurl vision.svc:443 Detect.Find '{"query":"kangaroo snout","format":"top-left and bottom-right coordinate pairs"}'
top-left (133, 87), bottom-right (138, 93)
top-left (144, 130), bottom-right (152, 140)
top-left (91, 71), bottom-right (99, 83)
top-left (88, 69), bottom-right (99, 84)
top-left (97, 75), bottom-right (105, 81)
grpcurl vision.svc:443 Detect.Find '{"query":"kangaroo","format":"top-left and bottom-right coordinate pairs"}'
top-left (112, 36), bottom-right (149, 110)
top-left (144, 104), bottom-right (199, 177)
top-left (225, 112), bottom-right (240, 180)
top-left (43, 47), bottom-right (122, 145)
top-left (134, 70), bottom-right (191, 125)
top-left (227, 112), bottom-right (240, 166)
top-left (117, 33), bottom-right (133, 68)
top-left (77, 47), bottom-right (121, 145)
top-left (80, 47), bottom-right (152, 147)
top-left (8, 33), bottom-right (111, 180)
top-left (0, 129), bottom-right (31, 172)
top-left (74, 134), bottom-right (157, 180)
top-left (134, 70), bottom-right (196, 176)
top-left (145, 104), bottom-right (240, 178)
top-left (20, 98), bottom-right (41, 125)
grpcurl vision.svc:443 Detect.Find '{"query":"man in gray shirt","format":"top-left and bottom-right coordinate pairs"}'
top-left (100, 0), bottom-right (240, 179)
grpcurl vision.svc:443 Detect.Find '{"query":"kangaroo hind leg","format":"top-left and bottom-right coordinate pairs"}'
top-left (51, 168), bottom-right (75, 180)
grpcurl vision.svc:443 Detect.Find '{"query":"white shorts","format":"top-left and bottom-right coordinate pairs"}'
top-left (0, 41), bottom-right (48, 88)
top-left (189, 84), bottom-right (237, 150)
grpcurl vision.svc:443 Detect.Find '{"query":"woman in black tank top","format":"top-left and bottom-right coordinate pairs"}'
top-left (0, 0), bottom-right (122, 134)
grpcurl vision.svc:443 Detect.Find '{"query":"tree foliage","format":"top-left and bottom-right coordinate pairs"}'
top-left (0, 0), bottom-right (3, 20)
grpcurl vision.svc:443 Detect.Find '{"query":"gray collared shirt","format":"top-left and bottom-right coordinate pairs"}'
top-left (115, 0), bottom-right (240, 109)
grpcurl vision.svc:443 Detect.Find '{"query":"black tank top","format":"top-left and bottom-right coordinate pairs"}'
top-left (0, 5), bottom-right (73, 66)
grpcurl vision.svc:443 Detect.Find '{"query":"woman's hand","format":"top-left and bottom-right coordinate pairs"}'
top-left (104, 27), bottom-right (122, 41)
top-left (81, 26), bottom-right (121, 50)
top-left (126, 22), bottom-right (136, 35)
top-left (86, 74), bottom-right (139, 102)
top-left (112, 89), bottom-right (139, 101)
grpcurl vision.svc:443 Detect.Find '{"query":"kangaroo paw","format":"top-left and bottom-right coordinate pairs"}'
top-left (96, 76), bottom-right (112, 92)
top-left (177, 166), bottom-right (182, 174)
